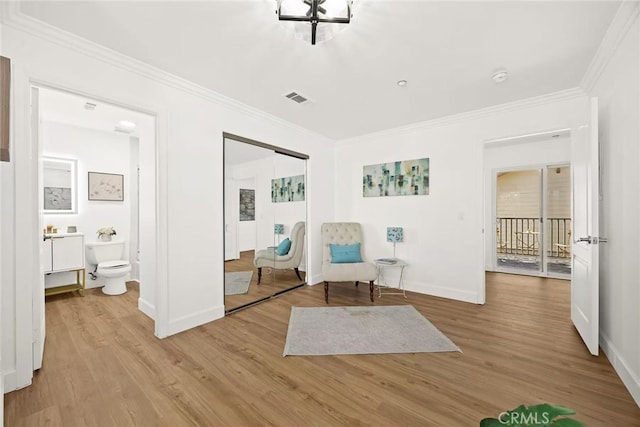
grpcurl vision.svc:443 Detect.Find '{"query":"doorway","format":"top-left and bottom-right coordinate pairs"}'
top-left (223, 133), bottom-right (308, 313)
top-left (33, 85), bottom-right (158, 368)
top-left (494, 165), bottom-right (571, 278)
top-left (483, 129), bottom-right (572, 280)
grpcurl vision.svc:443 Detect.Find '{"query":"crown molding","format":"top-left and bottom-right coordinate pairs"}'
top-left (339, 87), bottom-right (586, 144)
top-left (580, 1), bottom-right (640, 93)
top-left (0, 1), bottom-right (331, 142)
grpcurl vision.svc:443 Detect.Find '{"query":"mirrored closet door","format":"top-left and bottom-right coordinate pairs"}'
top-left (223, 133), bottom-right (307, 313)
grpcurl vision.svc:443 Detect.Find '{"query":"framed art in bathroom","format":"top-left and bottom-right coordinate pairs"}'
top-left (88, 171), bottom-right (124, 201)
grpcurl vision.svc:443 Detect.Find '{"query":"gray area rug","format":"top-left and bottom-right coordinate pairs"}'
top-left (224, 271), bottom-right (253, 295)
top-left (283, 305), bottom-right (461, 356)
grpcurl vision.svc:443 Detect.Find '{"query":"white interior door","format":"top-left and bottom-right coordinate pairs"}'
top-left (571, 97), bottom-right (600, 355)
top-left (224, 177), bottom-right (239, 261)
top-left (32, 86), bottom-right (45, 370)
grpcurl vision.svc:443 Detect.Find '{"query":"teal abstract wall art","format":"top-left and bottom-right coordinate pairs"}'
top-left (363, 158), bottom-right (429, 197)
top-left (272, 174), bottom-right (305, 202)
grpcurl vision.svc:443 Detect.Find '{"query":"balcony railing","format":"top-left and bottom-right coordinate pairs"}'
top-left (496, 217), bottom-right (571, 258)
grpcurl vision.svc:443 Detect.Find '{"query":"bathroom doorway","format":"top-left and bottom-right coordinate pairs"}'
top-left (33, 85), bottom-right (158, 368)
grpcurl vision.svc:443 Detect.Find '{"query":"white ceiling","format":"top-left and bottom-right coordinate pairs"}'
top-left (20, 1), bottom-right (620, 140)
top-left (39, 87), bottom-right (151, 137)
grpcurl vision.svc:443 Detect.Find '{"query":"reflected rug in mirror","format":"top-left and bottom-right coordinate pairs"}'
top-left (283, 305), bottom-right (461, 356)
top-left (224, 271), bottom-right (253, 295)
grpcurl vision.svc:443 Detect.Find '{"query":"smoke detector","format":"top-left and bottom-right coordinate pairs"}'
top-left (492, 70), bottom-right (509, 84)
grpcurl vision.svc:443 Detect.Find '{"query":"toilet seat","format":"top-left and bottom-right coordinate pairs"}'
top-left (98, 260), bottom-right (130, 269)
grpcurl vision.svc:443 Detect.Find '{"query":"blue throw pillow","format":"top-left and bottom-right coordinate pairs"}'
top-left (329, 243), bottom-right (363, 263)
top-left (276, 238), bottom-right (291, 255)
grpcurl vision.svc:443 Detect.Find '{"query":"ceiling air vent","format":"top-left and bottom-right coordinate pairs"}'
top-left (284, 91), bottom-right (309, 104)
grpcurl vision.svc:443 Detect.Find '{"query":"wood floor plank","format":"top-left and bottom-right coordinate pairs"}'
top-left (5, 274), bottom-right (640, 425)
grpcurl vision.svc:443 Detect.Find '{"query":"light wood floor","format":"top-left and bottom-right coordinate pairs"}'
top-left (5, 273), bottom-right (640, 426)
top-left (225, 250), bottom-right (306, 312)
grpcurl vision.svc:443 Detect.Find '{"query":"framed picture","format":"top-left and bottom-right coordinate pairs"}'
top-left (271, 174), bottom-right (305, 203)
top-left (88, 172), bottom-right (124, 201)
top-left (363, 157), bottom-right (429, 197)
top-left (239, 188), bottom-right (255, 221)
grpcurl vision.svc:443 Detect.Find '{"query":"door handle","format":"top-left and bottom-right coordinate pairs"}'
top-left (575, 236), bottom-right (608, 244)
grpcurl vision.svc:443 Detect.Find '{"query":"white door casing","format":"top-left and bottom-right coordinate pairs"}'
top-left (224, 177), bottom-right (239, 261)
top-left (571, 97), bottom-right (600, 356)
top-left (32, 86), bottom-right (46, 370)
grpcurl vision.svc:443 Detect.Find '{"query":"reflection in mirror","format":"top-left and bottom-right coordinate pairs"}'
top-left (224, 135), bottom-right (307, 313)
top-left (43, 156), bottom-right (77, 214)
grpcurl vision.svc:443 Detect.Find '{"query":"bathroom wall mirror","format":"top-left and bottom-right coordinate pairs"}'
top-left (42, 156), bottom-right (77, 214)
top-left (223, 133), bottom-right (308, 313)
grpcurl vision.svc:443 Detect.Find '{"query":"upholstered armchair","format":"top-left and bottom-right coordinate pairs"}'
top-left (254, 221), bottom-right (305, 284)
top-left (321, 222), bottom-right (377, 303)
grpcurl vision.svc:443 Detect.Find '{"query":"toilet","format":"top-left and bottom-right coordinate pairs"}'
top-left (85, 240), bottom-right (132, 295)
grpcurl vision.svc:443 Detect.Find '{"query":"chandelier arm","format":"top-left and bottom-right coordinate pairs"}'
top-left (311, 20), bottom-right (317, 45)
top-left (316, 17), bottom-right (350, 24)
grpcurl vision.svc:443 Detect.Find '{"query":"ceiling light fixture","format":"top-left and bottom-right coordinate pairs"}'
top-left (397, 80), bottom-right (408, 87)
top-left (114, 120), bottom-right (137, 134)
top-left (276, 0), bottom-right (353, 45)
top-left (492, 70), bottom-right (509, 84)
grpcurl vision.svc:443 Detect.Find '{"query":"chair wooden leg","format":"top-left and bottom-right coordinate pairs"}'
top-left (355, 281), bottom-right (359, 287)
top-left (257, 267), bottom-right (262, 284)
top-left (369, 280), bottom-right (374, 302)
top-left (294, 267), bottom-right (302, 281)
top-left (324, 281), bottom-right (329, 304)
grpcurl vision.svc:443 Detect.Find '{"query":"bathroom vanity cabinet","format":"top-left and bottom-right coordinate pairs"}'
top-left (42, 232), bottom-right (86, 296)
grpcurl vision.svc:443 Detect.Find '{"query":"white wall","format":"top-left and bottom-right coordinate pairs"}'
top-left (335, 95), bottom-right (587, 304)
top-left (483, 135), bottom-right (571, 269)
top-left (129, 136), bottom-right (140, 280)
top-left (0, 9), bottom-right (335, 392)
top-left (42, 121), bottom-right (132, 289)
top-left (272, 154), bottom-right (307, 250)
top-left (589, 16), bottom-right (640, 405)
top-left (231, 155), bottom-right (306, 252)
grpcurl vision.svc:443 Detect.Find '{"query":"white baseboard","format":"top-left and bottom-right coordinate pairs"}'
top-left (404, 280), bottom-right (480, 304)
top-left (167, 305), bottom-right (225, 337)
top-left (309, 274), bottom-right (324, 286)
top-left (309, 276), bottom-right (479, 304)
top-left (2, 369), bottom-right (16, 393)
top-left (600, 331), bottom-right (640, 407)
top-left (138, 297), bottom-right (155, 320)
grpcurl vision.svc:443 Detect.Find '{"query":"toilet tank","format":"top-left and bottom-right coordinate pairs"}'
top-left (85, 240), bottom-right (126, 265)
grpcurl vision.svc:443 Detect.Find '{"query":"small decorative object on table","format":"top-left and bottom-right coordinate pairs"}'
top-left (375, 258), bottom-right (398, 265)
top-left (274, 223), bottom-right (284, 244)
top-left (97, 226), bottom-right (116, 242)
top-left (386, 226), bottom-right (404, 258)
